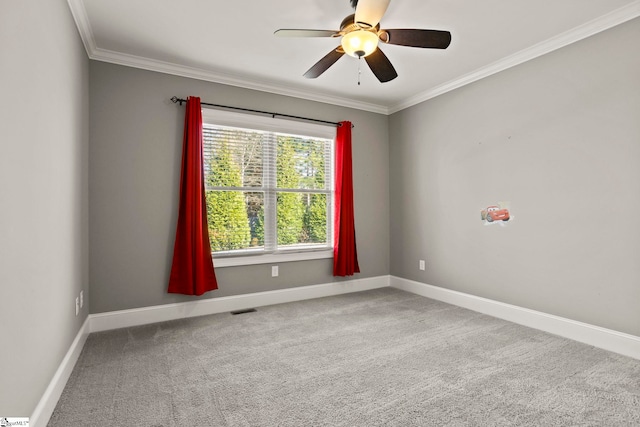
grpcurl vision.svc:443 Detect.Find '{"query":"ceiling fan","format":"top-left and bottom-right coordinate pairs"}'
top-left (274, 0), bottom-right (451, 83)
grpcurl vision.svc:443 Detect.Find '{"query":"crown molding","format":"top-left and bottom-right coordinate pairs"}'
top-left (68, 0), bottom-right (638, 116)
top-left (66, 0), bottom-right (388, 114)
top-left (67, 0), bottom-right (389, 115)
top-left (389, 0), bottom-right (640, 114)
top-left (67, 0), bottom-right (96, 54)
top-left (89, 47), bottom-right (390, 115)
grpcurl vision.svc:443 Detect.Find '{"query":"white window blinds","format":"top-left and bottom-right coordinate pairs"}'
top-left (202, 112), bottom-right (334, 256)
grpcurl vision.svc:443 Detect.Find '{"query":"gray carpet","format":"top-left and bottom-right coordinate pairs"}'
top-left (48, 288), bottom-right (640, 426)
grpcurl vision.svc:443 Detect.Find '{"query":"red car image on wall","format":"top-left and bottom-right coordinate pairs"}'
top-left (481, 205), bottom-right (510, 222)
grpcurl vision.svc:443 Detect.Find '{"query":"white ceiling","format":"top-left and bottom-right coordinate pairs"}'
top-left (68, 0), bottom-right (640, 114)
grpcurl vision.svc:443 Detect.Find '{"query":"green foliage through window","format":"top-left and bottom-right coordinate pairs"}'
top-left (203, 123), bottom-right (332, 255)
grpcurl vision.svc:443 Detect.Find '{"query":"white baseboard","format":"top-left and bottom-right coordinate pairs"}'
top-left (90, 275), bottom-right (390, 333)
top-left (30, 316), bottom-right (90, 427)
top-left (391, 276), bottom-right (640, 360)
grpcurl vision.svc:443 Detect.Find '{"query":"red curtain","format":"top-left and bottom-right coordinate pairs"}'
top-left (168, 96), bottom-right (218, 295)
top-left (333, 121), bottom-right (360, 276)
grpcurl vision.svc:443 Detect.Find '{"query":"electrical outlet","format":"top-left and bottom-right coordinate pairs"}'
top-left (271, 266), bottom-right (279, 277)
top-left (80, 290), bottom-right (84, 308)
top-left (75, 297), bottom-right (80, 316)
top-left (419, 260), bottom-right (425, 271)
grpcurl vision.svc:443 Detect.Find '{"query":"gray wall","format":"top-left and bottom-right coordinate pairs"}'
top-left (389, 18), bottom-right (640, 336)
top-left (0, 0), bottom-right (89, 416)
top-left (89, 62), bottom-right (390, 313)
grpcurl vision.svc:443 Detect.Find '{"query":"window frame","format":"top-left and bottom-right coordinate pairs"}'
top-left (201, 108), bottom-right (335, 268)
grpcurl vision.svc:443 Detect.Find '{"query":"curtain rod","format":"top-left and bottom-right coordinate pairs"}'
top-left (170, 96), bottom-right (350, 128)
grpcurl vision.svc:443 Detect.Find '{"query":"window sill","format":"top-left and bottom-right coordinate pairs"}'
top-left (213, 249), bottom-right (333, 268)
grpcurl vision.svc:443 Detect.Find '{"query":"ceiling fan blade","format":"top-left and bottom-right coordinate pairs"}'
top-left (364, 48), bottom-right (397, 83)
top-left (354, 0), bottom-right (390, 28)
top-left (303, 47), bottom-right (345, 78)
top-left (381, 29), bottom-right (452, 49)
top-left (274, 29), bottom-right (338, 38)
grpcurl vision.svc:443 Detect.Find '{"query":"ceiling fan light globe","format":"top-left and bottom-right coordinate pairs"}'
top-left (341, 30), bottom-right (379, 58)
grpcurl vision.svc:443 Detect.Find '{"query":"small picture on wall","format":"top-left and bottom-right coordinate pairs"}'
top-left (481, 202), bottom-right (511, 225)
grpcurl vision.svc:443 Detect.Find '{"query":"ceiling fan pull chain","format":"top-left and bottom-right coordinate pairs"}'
top-left (358, 57), bottom-right (362, 86)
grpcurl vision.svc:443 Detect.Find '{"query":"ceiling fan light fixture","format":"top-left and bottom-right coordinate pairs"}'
top-left (341, 30), bottom-right (379, 58)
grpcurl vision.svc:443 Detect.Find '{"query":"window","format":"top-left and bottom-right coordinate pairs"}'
top-left (202, 109), bottom-right (335, 267)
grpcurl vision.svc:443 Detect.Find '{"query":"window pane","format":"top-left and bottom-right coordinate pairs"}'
top-left (204, 126), bottom-right (263, 188)
top-left (202, 111), bottom-right (334, 256)
top-left (206, 190), bottom-right (264, 252)
top-left (276, 135), bottom-right (327, 190)
top-left (277, 192), bottom-right (327, 247)
top-left (303, 193), bottom-right (327, 244)
top-left (246, 191), bottom-right (265, 247)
